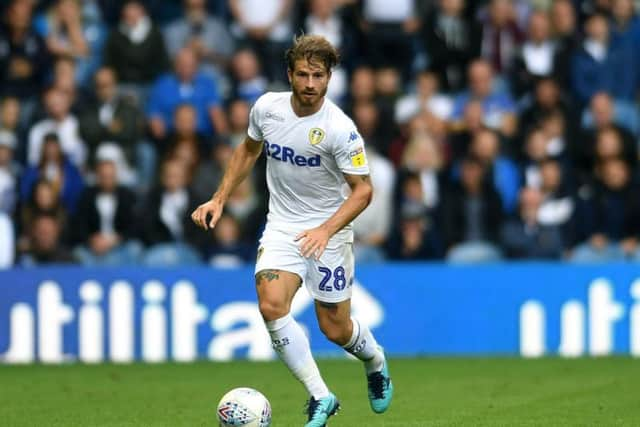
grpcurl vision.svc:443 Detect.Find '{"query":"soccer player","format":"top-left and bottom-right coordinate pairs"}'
top-left (191, 35), bottom-right (393, 426)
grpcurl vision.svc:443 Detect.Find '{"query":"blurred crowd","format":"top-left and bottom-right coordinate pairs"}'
top-left (2, 0), bottom-right (640, 268)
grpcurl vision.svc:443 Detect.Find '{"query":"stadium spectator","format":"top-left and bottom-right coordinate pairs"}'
top-left (0, 130), bottom-right (19, 215)
top-left (163, 0), bottom-right (235, 82)
top-left (589, 126), bottom-right (637, 173)
top-left (303, 0), bottom-right (353, 100)
top-left (385, 201), bottom-right (443, 261)
top-left (0, 0), bottom-right (52, 100)
top-left (71, 156), bottom-right (141, 265)
top-left (451, 59), bottom-right (518, 138)
top-left (351, 100), bottom-right (385, 160)
top-left (229, 48), bottom-right (269, 106)
top-left (423, 0), bottom-right (481, 92)
top-left (501, 187), bottom-right (566, 259)
top-left (353, 144), bottom-right (395, 264)
top-left (79, 67), bottom-right (144, 169)
top-left (395, 132), bottom-right (446, 221)
top-left (0, 97), bottom-right (21, 139)
top-left (228, 0), bottom-right (294, 83)
top-left (511, 11), bottom-right (557, 97)
top-left (610, 0), bottom-right (640, 48)
top-left (571, 13), bottom-right (638, 104)
top-left (0, 212), bottom-right (14, 268)
top-left (192, 142), bottom-right (232, 204)
top-left (227, 99), bottom-right (250, 148)
top-left (34, 0), bottom-right (89, 77)
top-left (205, 212), bottom-right (254, 267)
top-left (18, 212), bottom-right (76, 267)
top-left (140, 158), bottom-right (205, 266)
top-left (27, 87), bottom-right (87, 168)
top-left (579, 93), bottom-right (638, 172)
top-left (537, 109), bottom-right (571, 162)
top-left (550, 0), bottom-right (579, 87)
top-left (479, 0), bottom-right (524, 74)
top-left (394, 70), bottom-right (452, 143)
top-left (50, 56), bottom-right (91, 115)
top-left (17, 178), bottom-right (68, 257)
top-left (447, 99), bottom-right (484, 162)
top-left (443, 155), bottom-right (503, 263)
top-left (146, 47), bottom-right (228, 142)
top-left (519, 77), bottom-right (576, 152)
top-left (538, 157), bottom-right (575, 230)
top-left (360, 0), bottom-right (419, 79)
top-left (572, 157), bottom-right (640, 262)
top-left (224, 173), bottom-right (264, 242)
top-left (20, 133), bottom-right (84, 214)
top-left (519, 127), bottom-right (550, 189)
top-left (468, 128), bottom-right (520, 214)
top-left (160, 103), bottom-right (207, 164)
top-left (103, 0), bottom-right (170, 100)
top-left (347, 66), bottom-right (377, 110)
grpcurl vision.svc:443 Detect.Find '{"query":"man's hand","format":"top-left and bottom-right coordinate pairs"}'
top-left (295, 225), bottom-right (330, 260)
top-left (191, 198), bottom-right (224, 230)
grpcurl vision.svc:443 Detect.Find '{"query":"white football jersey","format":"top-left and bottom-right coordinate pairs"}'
top-left (248, 91), bottom-right (370, 243)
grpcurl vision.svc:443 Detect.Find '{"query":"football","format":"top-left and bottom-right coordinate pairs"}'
top-left (216, 387), bottom-right (272, 427)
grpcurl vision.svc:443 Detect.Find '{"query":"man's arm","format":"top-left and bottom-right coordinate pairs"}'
top-left (297, 173), bottom-right (373, 259)
top-left (191, 136), bottom-right (263, 229)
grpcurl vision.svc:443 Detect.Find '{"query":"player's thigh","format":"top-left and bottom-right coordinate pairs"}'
top-left (254, 230), bottom-right (306, 318)
top-left (255, 268), bottom-right (302, 313)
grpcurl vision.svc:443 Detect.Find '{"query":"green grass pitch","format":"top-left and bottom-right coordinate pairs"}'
top-left (1, 357), bottom-right (638, 426)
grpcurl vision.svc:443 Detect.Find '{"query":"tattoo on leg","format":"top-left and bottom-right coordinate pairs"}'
top-left (255, 269), bottom-right (280, 285)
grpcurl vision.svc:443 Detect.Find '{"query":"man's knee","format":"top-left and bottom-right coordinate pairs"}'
top-left (259, 298), bottom-right (289, 321)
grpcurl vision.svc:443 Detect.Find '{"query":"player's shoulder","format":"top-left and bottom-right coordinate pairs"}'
top-left (253, 91), bottom-right (289, 110)
top-left (324, 98), bottom-right (356, 134)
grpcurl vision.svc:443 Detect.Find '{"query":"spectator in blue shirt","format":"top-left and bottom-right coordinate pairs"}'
top-left (450, 59), bottom-right (518, 139)
top-left (571, 13), bottom-right (638, 105)
top-left (610, 0), bottom-right (640, 48)
top-left (146, 47), bottom-right (228, 142)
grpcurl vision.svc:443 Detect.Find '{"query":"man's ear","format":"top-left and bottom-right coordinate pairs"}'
top-left (287, 68), bottom-right (292, 84)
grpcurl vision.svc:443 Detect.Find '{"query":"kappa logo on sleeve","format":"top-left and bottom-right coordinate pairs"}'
top-left (349, 146), bottom-right (367, 167)
top-left (349, 131), bottom-right (359, 142)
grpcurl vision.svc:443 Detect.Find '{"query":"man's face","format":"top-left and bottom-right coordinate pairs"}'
top-left (176, 49), bottom-right (198, 82)
top-left (8, 1), bottom-right (32, 32)
top-left (469, 62), bottom-right (493, 98)
top-left (95, 69), bottom-right (117, 102)
top-left (32, 217), bottom-right (60, 252)
top-left (288, 58), bottom-right (330, 108)
top-left (591, 94), bottom-right (613, 126)
top-left (45, 90), bottom-right (70, 120)
top-left (96, 161), bottom-right (118, 192)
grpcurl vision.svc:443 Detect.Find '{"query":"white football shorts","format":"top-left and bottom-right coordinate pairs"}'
top-left (254, 228), bottom-right (355, 303)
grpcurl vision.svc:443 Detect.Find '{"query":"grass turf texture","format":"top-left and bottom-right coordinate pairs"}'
top-left (0, 358), bottom-right (638, 426)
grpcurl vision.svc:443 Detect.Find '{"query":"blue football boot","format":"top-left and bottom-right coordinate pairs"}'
top-left (304, 392), bottom-right (340, 427)
top-left (367, 349), bottom-right (393, 413)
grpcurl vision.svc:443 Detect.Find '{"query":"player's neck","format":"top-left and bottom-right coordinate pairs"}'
top-left (290, 94), bottom-right (325, 118)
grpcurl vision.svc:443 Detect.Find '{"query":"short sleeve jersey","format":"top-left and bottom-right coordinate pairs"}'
top-left (248, 92), bottom-right (370, 243)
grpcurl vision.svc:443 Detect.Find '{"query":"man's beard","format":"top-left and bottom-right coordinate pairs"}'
top-left (293, 85), bottom-right (327, 106)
